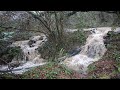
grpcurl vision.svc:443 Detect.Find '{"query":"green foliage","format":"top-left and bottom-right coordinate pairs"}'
top-left (7, 47), bottom-right (22, 57)
top-left (0, 30), bottom-right (4, 39)
top-left (87, 64), bottom-right (96, 72)
top-left (10, 31), bottom-right (32, 41)
top-left (0, 31), bottom-right (24, 64)
top-left (75, 20), bottom-right (90, 29)
top-left (0, 40), bottom-right (13, 54)
top-left (38, 41), bottom-right (57, 60)
top-left (66, 30), bottom-right (86, 46)
top-left (58, 48), bottom-right (66, 58)
top-left (2, 32), bottom-right (14, 40)
top-left (113, 51), bottom-right (120, 62)
top-left (0, 46), bottom-right (23, 64)
top-left (105, 32), bottom-right (120, 63)
top-left (38, 30), bottom-right (86, 62)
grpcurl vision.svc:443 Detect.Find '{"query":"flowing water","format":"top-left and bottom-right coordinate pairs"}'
top-left (0, 27), bottom-right (113, 75)
top-left (61, 27), bottom-right (112, 73)
top-left (0, 34), bottom-right (47, 74)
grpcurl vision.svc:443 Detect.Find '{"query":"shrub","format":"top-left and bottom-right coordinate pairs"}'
top-left (38, 30), bottom-right (87, 62)
top-left (0, 30), bottom-right (4, 39)
top-left (0, 46), bottom-right (23, 64)
top-left (10, 31), bottom-right (32, 41)
top-left (0, 39), bottom-right (13, 54)
top-left (65, 30), bottom-right (86, 50)
top-left (113, 51), bottom-right (120, 62)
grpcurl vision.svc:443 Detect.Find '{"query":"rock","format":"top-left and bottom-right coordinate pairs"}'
top-left (114, 28), bottom-right (120, 34)
top-left (107, 30), bottom-right (120, 36)
top-left (90, 28), bottom-right (97, 34)
top-left (28, 40), bottom-right (36, 47)
top-left (68, 47), bottom-right (81, 56)
top-left (103, 31), bottom-right (113, 46)
top-left (39, 36), bottom-right (44, 40)
top-left (8, 61), bottom-right (21, 70)
top-left (30, 36), bottom-right (42, 41)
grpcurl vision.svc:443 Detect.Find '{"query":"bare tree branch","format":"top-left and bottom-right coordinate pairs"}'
top-left (26, 11), bottom-right (51, 32)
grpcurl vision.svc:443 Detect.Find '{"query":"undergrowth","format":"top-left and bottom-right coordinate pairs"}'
top-left (38, 30), bottom-right (87, 62)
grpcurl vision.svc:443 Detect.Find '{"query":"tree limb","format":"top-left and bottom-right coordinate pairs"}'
top-left (26, 11), bottom-right (52, 33)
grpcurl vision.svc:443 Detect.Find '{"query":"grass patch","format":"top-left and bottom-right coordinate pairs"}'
top-left (21, 62), bottom-right (81, 79)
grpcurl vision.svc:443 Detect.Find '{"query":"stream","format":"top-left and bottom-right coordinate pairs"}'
top-left (61, 27), bottom-right (112, 73)
top-left (0, 27), bottom-right (114, 74)
top-left (0, 34), bottom-right (47, 74)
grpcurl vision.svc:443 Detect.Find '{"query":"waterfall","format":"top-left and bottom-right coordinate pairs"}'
top-left (0, 27), bottom-right (113, 74)
top-left (0, 34), bottom-right (47, 74)
top-left (61, 27), bottom-right (112, 73)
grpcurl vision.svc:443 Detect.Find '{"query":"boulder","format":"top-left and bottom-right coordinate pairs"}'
top-left (8, 61), bottom-right (21, 70)
top-left (68, 47), bottom-right (81, 56)
top-left (28, 40), bottom-right (36, 47)
top-left (39, 36), bottom-right (44, 40)
top-left (114, 28), bottom-right (120, 34)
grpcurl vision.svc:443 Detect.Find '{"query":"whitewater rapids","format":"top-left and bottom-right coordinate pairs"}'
top-left (61, 27), bottom-right (112, 73)
top-left (0, 34), bottom-right (47, 74)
